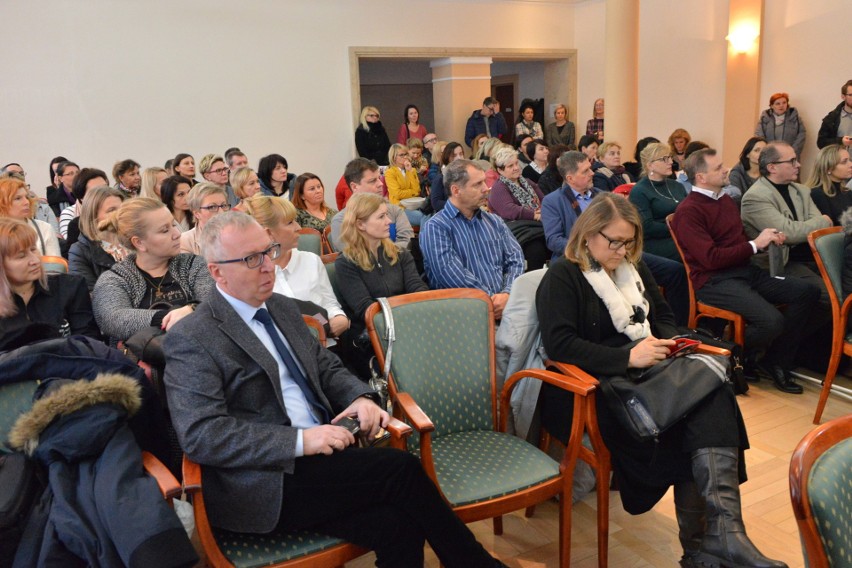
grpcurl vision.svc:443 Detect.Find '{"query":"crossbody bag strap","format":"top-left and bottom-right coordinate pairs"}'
top-left (378, 297), bottom-right (395, 381)
top-left (29, 219), bottom-right (46, 254)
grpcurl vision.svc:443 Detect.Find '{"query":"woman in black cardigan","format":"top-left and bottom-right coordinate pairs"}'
top-left (536, 194), bottom-right (783, 568)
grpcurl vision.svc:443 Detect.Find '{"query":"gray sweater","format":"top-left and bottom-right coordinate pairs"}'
top-left (93, 253), bottom-right (214, 342)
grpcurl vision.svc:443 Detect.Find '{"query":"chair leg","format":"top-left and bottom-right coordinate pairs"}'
top-left (492, 515), bottom-right (503, 536)
top-left (814, 346), bottom-right (843, 424)
top-left (596, 462), bottom-right (610, 568)
top-left (524, 505), bottom-right (536, 518)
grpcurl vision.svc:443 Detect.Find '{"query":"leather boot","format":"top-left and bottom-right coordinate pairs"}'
top-left (691, 448), bottom-right (787, 568)
top-left (674, 482), bottom-right (706, 567)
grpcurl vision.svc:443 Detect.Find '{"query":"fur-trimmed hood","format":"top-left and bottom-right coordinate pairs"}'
top-left (9, 373), bottom-right (141, 455)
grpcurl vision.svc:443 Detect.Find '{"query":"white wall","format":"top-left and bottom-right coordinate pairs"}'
top-left (572, 0), bottom-right (607, 133)
top-left (759, 0), bottom-right (849, 175)
top-left (1, 0), bottom-right (575, 197)
top-left (490, 61), bottom-right (547, 106)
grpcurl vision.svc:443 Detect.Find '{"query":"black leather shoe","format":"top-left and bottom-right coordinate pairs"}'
top-left (757, 363), bottom-right (804, 394)
top-left (742, 354), bottom-right (760, 383)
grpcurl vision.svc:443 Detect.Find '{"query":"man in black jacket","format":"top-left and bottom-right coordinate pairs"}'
top-left (817, 79), bottom-right (852, 148)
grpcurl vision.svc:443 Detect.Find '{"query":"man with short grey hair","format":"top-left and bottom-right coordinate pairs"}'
top-left (163, 211), bottom-right (503, 567)
top-left (421, 159), bottom-right (524, 319)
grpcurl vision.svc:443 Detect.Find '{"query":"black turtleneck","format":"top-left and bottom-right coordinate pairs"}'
top-left (766, 178), bottom-right (798, 221)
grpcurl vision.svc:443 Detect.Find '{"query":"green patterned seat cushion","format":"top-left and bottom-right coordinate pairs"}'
top-left (0, 381), bottom-right (39, 452)
top-left (417, 430), bottom-right (561, 507)
top-left (808, 437), bottom-right (852, 567)
top-left (211, 526), bottom-right (347, 568)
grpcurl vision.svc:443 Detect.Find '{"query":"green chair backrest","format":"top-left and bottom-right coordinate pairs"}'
top-left (324, 261), bottom-right (344, 307)
top-left (371, 295), bottom-right (494, 444)
top-left (0, 381), bottom-right (39, 453)
top-left (297, 233), bottom-right (322, 255)
top-left (808, 437), bottom-right (852, 566)
top-left (814, 231), bottom-right (845, 301)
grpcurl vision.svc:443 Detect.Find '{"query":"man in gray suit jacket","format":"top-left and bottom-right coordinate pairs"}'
top-left (163, 212), bottom-right (501, 567)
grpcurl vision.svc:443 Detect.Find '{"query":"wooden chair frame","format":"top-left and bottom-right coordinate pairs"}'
top-left (321, 225), bottom-right (334, 255)
top-left (807, 226), bottom-right (851, 423)
top-left (666, 214), bottom-right (745, 346)
top-left (41, 255), bottom-right (69, 273)
top-left (789, 413), bottom-right (852, 568)
top-left (301, 315), bottom-right (327, 347)
top-left (182, 419), bottom-right (412, 568)
top-left (365, 288), bottom-right (605, 567)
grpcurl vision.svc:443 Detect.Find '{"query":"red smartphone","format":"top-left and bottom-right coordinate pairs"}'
top-left (668, 337), bottom-right (700, 358)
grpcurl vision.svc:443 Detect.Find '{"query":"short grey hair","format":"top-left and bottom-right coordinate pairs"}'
top-left (200, 211), bottom-right (260, 262)
top-left (491, 146), bottom-right (518, 170)
top-left (758, 141), bottom-right (790, 177)
top-left (557, 151), bottom-right (588, 179)
top-left (188, 182), bottom-right (227, 211)
top-left (443, 159), bottom-right (484, 193)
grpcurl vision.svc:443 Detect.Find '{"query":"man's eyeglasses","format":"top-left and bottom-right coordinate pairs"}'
top-left (598, 231), bottom-right (637, 251)
top-left (212, 242), bottom-right (281, 269)
top-left (198, 203), bottom-right (231, 213)
top-left (770, 158), bottom-right (799, 166)
top-left (209, 167), bottom-right (230, 176)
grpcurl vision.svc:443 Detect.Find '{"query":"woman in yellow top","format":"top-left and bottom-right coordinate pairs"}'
top-left (384, 143), bottom-right (423, 226)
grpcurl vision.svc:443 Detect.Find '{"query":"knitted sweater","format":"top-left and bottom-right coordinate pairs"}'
top-left (669, 191), bottom-right (754, 291)
top-left (92, 253), bottom-right (213, 342)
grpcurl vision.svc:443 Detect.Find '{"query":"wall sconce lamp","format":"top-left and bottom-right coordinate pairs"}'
top-left (727, 22), bottom-right (759, 54)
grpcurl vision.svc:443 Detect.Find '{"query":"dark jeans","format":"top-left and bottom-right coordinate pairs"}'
top-left (642, 252), bottom-right (689, 326)
top-left (696, 264), bottom-right (820, 369)
top-left (278, 447), bottom-right (495, 568)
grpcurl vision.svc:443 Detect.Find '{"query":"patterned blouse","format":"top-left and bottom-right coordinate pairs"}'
top-left (296, 207), bottom-right (337, 232)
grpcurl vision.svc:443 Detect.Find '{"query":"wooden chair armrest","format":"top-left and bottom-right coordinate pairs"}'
top-left (142, 451), bottom-right (182, 500)
top-left (386, 417), bottom-right (413, 439)
top-left (544, 359), bottom-right (600, 386)
top-left (841, 294), bottom-right (852, 332)
top-left (182, 455), bottom-right (202, 494)
top-left (393, 392), bottom-right (435, 433)
top-left (500, 368), bottom-right (597, 432)
top-left (696, 344), bottom-right (731, 357)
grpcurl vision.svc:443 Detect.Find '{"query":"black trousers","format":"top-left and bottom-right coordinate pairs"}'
top-left (278, 447), bottom-right (495, 568)
top-left (696, 264), bottom-right (820, 368)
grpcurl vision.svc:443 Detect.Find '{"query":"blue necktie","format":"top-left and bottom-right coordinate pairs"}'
top-left (253, 308), bottom-right (329, 423)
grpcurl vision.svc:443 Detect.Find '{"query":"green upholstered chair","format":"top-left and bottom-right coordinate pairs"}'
top-left (365, 288), bottom-right (603, 568)
top-left (321, 253), bottom-right (344, 307)
top-left (301, 315), bottom-right (326, 347)
top-left (808, 226), bottom-right (850, 423)
top-left (296, 228), bottom-right (322, 255)
top-left (790, 414), bottom-right (852, 568)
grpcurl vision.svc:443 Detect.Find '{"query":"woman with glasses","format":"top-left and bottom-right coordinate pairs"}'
top-left (628, 142), bottom-right (687, 262)
top-left (68, 186), bottom-right (128, 292)
top-left (48, 160), bottom-right (79, 217)
top-left (180, 182), bottom-right (231, 255)
top-left (385, 143), bottom-right (422, 226)
top-left (199, 154), bottom-right (234, 204)
top-left (355, 106), bottom-right (391, 166)
top-left (536, 193), bottom-right (780, 568)
top-left (93, 197), bottom-right (213, 343)
top-left (292, 173), bottom-right (336, 232)
top-left (336, 193), bottom-right (428, 377)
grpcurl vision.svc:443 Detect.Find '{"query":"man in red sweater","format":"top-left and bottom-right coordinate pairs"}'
top-left (670, 149), bottom-right (820, 394)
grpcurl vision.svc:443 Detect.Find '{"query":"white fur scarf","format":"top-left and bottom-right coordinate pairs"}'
top-left (582, 261), bottom-right (651, 341)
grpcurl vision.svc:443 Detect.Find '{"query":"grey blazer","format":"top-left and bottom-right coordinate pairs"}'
top-left (163, 289), bottom-right (374, 533)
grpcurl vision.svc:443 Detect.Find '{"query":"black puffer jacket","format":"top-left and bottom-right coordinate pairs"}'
top-left (9, 374), bottom-right (197, 568)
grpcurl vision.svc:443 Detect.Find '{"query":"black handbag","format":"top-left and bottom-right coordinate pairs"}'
top-left (124, 326), bottom-right (167, 368)
top-left (0, 452), bottom-right (44, 568)
top-left (599, 352), bottom-right (730, 442)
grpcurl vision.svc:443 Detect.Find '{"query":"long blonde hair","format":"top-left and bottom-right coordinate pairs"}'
top-left (340, 193), bottom-right (398, 271)
top-left (0, 218), bottom-right (47, 317)
top-left (807, 144), bottom-right (850, 197)
top-left (140, 167), bottom-right (166, 200)
top-left (359, 106), bottom-right (381, 131)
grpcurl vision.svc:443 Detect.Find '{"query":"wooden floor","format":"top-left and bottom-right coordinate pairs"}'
top-left (345, 371), bottom-right (852, 568)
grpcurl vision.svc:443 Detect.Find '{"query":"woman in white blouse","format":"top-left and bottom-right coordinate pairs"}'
top-left (240, 194), bottom-right (349, 343)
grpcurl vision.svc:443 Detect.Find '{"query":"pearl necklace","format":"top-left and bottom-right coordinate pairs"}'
top-left (649, 177), bottom-right (679, 203)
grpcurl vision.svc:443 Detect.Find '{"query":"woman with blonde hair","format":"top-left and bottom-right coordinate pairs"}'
top-left (230, 166), bottom-right (262, 210)
top-left (141, 167), bottom-right (167, 200)
top-left (809, 144), bottom-right (852, 225)
top-left (536, 193), bottom-right (780, 568)
top-left (355, 105), bottom-right (391, 165)
top-left (335, 193), bottom-right (427, 338)
top-left (544, 104), bottom-right (576, 148)
top-left (592, 141), bottom-right (632, 192)
top-left (668, 128), bottom-right (692, 170)
top-left (92, 197), bottom-right (212, 343)
top-left (0, 218), bottom-right (98, 348)
top-left (0, 176), bottom-right (61, 256)
top-left (628, 142), bottom-right (687, 261)
top-left (241, 194), bottom-right (349, 341)
top-left (68, 186), bottom-right (128, 292)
